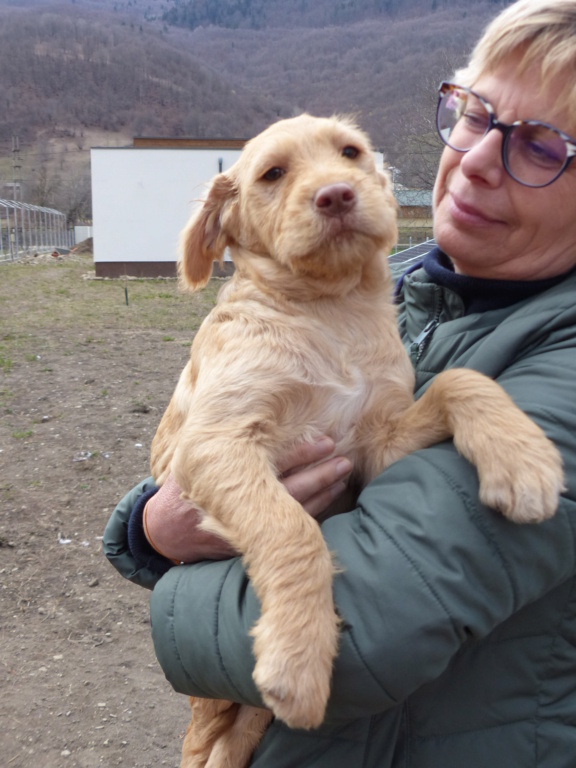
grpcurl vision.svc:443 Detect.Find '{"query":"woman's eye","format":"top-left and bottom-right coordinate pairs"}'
top-left (342, 145), bottom-right (360, 159)
top-left (462, 110), bottom-right (489, 133)
top-left (262, 167), bottom-right (285, 181)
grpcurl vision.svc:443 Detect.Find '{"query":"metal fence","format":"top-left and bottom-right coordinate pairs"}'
top-left (0, 199), bottom-right (74, 263)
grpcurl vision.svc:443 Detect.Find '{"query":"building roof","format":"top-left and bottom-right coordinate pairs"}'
top-left (394, 189), bottom-right (433, 207)
top-left (133, 137), bottom-right (246, 150)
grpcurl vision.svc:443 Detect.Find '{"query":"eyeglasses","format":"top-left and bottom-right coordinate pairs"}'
top-left (436, 81), bottom-right (576, 188)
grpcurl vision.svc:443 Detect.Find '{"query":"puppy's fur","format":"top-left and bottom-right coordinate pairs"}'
top-left (150, 114), bottom-right (564, 768)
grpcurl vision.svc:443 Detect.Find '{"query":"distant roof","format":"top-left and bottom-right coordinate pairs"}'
top-left (388, 238), bottom-right (436, 267)
top-left (133, 137), bottom-right (246, 149)
top-left (394, 189), bottom-right (433, 207)
top-left (0, 198), bottom-right (63, 215)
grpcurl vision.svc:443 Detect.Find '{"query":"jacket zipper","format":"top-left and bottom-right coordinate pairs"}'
top-left (410, 290), bottom-right (443, 364)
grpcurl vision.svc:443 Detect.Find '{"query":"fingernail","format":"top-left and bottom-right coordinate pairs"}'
top-left (314, 436), bottom-right (334, 451)
top-left (336, 458), bottom-right (352, 477)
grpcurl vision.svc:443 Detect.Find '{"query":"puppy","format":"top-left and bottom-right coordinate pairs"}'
top-left (150, 114), bottom-right (564, 768)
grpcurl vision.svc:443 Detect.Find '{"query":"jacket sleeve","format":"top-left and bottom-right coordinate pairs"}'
top-left (149, 325), bottom-right (576, 723)
top-left (150, 464), bottom-right (575, 723)
top-left (103, 477), bottom-right (173, 591)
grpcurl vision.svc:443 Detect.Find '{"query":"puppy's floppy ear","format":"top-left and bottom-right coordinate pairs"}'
top-left (179, 173), bottom-right (238, 291)
top-left (377, 168), bottom-right (399, 210)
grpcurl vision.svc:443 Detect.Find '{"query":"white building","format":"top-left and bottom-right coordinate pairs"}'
top-left (91, 138), bottom-right (244, 278)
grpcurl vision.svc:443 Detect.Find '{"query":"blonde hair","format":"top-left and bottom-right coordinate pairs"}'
top-left (456, 0), bottom-right (576, 121)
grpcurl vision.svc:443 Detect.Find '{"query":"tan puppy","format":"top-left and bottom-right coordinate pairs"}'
top-left (150, 114), bottom-right (564, 768)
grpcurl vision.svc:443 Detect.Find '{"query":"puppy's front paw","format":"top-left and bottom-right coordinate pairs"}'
top-left (251, 608), bottom-right (339, 730)
top-left (253, 646), bottom-right (331, 730)
top-left (479, 434), bottom-right (564, 524)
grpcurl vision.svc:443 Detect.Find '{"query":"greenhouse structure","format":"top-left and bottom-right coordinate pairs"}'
top-left (0, 199), bottom-right (73, 262)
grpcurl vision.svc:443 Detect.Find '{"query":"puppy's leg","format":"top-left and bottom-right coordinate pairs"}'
top-left (181, 698), bottom-right (241, 768)
top-left (246, 508), bottom-right (338, 730)
top-left (201, 487), bottom-right (338, 730)
top-left (363, 369), bottom-right (564, 523)
top-left (204, 707), bottom-right (273, 768)
top-left (151, 359), bottom-right (196, 483)
top-left (173, 438), bottom-right (339, 730)
top-left (428, 369), bottom-right (564, 522)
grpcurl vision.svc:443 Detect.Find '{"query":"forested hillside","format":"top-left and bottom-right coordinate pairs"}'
top-left (0, 8), bottom-right (288, 145)
top-left (161, 0), bottom-right (509, 29)
top-left (0, 0), bottom-right (512, 221)
top-left (0, 3), bottom-right (289, 222)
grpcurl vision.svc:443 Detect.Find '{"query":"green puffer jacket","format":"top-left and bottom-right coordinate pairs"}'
top-left (105, 263), bottom-right (576, 767)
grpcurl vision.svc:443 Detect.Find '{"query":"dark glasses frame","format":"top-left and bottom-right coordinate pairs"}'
top-left (436, 81), bottom-right (576, 188)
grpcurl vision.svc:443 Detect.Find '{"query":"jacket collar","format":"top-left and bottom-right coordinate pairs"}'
top-left (396, 247), bottom-right (572, 315)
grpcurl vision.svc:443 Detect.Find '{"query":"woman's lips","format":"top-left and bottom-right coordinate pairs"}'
top-left (449, 192), bottom-right (504, 227)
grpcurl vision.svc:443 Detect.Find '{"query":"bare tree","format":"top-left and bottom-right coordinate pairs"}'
top-left (30, 165), bottom-right (61, 208)
top-left (387, 49), bottom-right (469, 188)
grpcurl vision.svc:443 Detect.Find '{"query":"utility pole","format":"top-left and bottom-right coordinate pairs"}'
top-left (12, 135), bottom-right (21, 202)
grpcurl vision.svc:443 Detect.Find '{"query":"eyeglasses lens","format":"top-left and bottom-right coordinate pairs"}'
top-left (437, 88), bottom-right (488, 151)
top-left (505, 124), bottom-right (567, 187)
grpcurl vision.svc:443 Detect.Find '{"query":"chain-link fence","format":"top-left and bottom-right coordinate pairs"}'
top-left (0, 199), bottom-right (74, 263)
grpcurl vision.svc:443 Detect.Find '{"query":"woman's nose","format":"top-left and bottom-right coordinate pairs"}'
top-left (459, 129), bottom-right (506, 186)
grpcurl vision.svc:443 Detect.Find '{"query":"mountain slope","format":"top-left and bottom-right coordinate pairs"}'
top-left (0, 0), bottom-right (509, 218)
top-left (0, 3), bottom-right (291, 218)
top-left (0, 6), bottom-right (288, 148)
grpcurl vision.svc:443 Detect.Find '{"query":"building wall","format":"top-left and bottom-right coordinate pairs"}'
top-left (74, 225), bottom-right (93, 243)
top-left (91, 147), bottom-right (241, 277)
top-left (397, 204), bottom-right (433, 245)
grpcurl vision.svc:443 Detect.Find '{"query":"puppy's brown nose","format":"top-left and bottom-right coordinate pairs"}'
top-left (314, 183), bottom-right (356, 216)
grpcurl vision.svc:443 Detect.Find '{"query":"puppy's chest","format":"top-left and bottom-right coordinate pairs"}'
top-left (294, 328), bottom-right (383, 435)
top-left (315, 364), bottom-right (371, 441)
top-left (202, 298), bottom-right (392, 436)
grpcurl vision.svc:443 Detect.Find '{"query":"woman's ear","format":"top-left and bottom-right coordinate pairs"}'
top-left (178, 173), bottom-right (238, 291)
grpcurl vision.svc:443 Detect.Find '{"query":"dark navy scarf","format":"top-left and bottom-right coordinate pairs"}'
top-left (396, 247), bottom-right (570, 314)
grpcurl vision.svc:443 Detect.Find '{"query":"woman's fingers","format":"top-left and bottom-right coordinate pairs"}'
top-left (276, 437), bottom-right (336, 476)
top-left (281, 455), bottom-right (352, 516)
top-left (298, 480), bottom-right (349, 518)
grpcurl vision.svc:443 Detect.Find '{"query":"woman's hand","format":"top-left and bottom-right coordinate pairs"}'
top-left (143, 437), bottom-right (352, 564)
top-left (277, 437), bottom-right (353, 518)
top-left (143, 473), bottom-right (235, 562)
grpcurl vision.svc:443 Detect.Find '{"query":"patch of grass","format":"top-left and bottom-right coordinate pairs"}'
top-left (0, 336), bottom-right (15, 371)
top-left (12, 429), bottom-right (33, 439)
top-left (0, 254), bottom-right (222, 342)
top-left (0, 350), bottom-right (12, 372)
top-left (0, 387), bottom-right (13, 408)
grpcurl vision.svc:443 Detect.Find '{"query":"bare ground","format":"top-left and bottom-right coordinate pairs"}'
top-left (0, 251), bottom-right (221, 767)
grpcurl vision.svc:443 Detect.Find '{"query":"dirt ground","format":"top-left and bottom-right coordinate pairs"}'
top-left (0, 250), bottom-right (222, 767)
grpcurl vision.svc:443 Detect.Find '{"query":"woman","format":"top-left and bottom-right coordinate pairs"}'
top-left (104, 1), bottom-right (576, 764)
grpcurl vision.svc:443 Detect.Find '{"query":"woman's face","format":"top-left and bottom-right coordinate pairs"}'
top-left (433, 58), bottom-right (576, 280)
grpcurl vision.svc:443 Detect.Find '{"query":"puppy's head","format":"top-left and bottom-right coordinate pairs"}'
top-left (179, 114), bottom-right (397, 293)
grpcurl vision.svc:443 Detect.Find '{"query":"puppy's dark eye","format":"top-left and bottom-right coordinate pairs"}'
top-left (262, 167), bottom-right (285, 182)
top-left (342, 146), bottom-right (360, 159)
